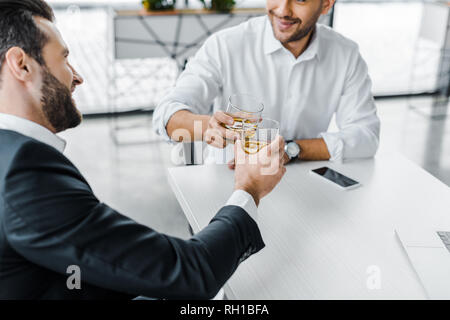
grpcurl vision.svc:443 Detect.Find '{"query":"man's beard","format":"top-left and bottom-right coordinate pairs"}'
top-left (284, 16), bottom-right (318, 44)
top-left (270, 7), bottom-right (322, 44)
top-left (41, 67), bottom-right (82, 132)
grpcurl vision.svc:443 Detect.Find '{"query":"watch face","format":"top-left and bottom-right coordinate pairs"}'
top-left (287, 142), bottom-right (300, 157)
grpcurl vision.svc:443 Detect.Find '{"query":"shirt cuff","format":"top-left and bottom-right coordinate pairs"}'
top-left (153, 102), bottom-right (195, 143)
top-left (226, 190), bottom-right (258, 222)
top-left (320, 132), bottom-right (344, 162)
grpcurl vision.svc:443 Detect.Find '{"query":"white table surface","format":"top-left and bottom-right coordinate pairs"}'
top-left (167, 152), bottom-right (450, 299)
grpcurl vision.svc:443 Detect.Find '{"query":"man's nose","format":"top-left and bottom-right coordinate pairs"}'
top-left (73, 70), bottom-right (84, 85)
top-left (274, 0), bottom-right (293, 17)
top-left (71, 65), bottom-right (84, 86)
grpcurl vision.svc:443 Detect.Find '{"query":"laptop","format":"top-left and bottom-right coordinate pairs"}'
top-left (395, 228), bottom-right (450, 299)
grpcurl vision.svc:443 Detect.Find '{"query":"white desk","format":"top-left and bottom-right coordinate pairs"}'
top-left (167, 153), bottom-right (450, 299)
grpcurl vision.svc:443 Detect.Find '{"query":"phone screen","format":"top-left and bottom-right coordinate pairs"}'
top-left (311, 167), bottom-right (359, 188)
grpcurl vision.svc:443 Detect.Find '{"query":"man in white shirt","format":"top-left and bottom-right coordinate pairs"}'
top-left (0, 0), bottom-right (285, 299)
top-left (153, 0), bottom-right (380, 165)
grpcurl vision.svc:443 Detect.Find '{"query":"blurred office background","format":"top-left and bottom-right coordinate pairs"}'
top-left (46, 0), bottom-right (450, 238)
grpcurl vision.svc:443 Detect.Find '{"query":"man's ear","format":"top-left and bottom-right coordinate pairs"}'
top-left (321, 0), bottom-right (336, 15)
top-left (4, 47), bottom-right (35, 83)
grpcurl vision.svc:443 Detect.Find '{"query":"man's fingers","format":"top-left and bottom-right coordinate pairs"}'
top-left (205, 128), bottom-right (227, 148)
top-left (235, 139), bottom-right (250, 165)
top-left (282, 152), bottom-right (290, 165)
top-left (267, 135), bottom-right (284, 156)
top-left (278, 137), bottom-right (285, 154)
top-left (213, 111), bottom-right (234, 126)
top-left (212, 121), bottom-right (239, 141)
top-left (276, 136), bottom-right (286, 153)
top-left (205, 130), bottom-right (216, 144)
top-left (279, 154), bottom-right (285, 167)
top-left (270, 136), bottom-right (284, 153)
top-left (204, 130), bottom-right (213, 144)
top-left (226, 130), bottom-right (240, 141)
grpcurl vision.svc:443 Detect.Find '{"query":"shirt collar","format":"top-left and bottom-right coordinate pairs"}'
top-left (0, 113), bottom-right (66, 153)
top-left (298, 25), bottom-right (321, 62)
top-left (264, 16), bottom-right (322, 63)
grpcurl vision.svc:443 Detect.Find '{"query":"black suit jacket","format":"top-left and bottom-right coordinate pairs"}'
top-left (0, 129), bottom-right (265, 300)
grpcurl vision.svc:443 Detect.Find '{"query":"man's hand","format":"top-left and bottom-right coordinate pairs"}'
top-left (234, 136), bottom-right (286, 206)
top-left (282, 151), bottom-right (290, 165)
top-left (204, 111), bottom-right (240, 149)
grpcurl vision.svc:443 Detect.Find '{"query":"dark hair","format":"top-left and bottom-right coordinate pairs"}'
top-left (0, 0), bottom-right (55, 83)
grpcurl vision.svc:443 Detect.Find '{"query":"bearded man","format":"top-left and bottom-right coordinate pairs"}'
top-left (0, 0), bottom-right (286, 299)
top-left (153, 0), bottom-right (381, 166)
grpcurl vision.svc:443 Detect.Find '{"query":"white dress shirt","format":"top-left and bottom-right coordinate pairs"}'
top-left (153, 15), bottom-right (380, 164)
top-left (0, 113), bottom-right (258, 221)
top-left (0, 113), bottom-right (66, 153)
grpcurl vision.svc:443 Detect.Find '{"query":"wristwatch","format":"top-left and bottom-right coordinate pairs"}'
top-left (284, 140), bottom-right (301, 161)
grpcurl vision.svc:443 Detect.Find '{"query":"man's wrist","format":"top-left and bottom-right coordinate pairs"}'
top-left (283, 152), bottom-right (291, 164)
top-left (234, 185), bottom-right (260, 207)
top-left (227, 189), bottom-right (259, 222)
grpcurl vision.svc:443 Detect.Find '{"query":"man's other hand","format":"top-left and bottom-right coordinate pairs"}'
top-left (204, 111), bottom-right (240, 149)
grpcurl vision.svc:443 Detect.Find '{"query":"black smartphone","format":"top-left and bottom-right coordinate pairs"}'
top-left (311, 167), bottom-right (360, 190)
